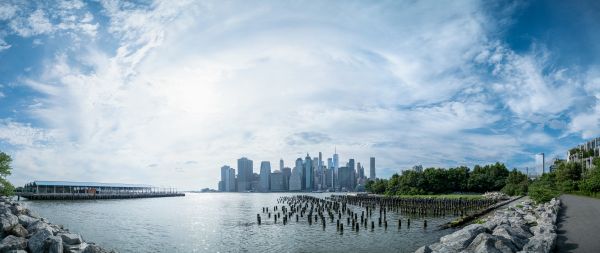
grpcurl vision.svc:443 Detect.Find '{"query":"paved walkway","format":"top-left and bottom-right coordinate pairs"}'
top-left (555, 194), bottom-right (600, 253)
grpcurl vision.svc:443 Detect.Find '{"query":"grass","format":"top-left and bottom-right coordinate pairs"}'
top-left (392, 194), bottom-right (484, 200)
top-left (516, 204), bottom-right (524, 209)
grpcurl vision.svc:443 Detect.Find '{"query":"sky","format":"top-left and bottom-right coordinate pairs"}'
top-left (0, 0), bottom-right (599, 190)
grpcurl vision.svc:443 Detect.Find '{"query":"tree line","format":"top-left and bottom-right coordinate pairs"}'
top-left (365, 162), bottom-right (528, 196)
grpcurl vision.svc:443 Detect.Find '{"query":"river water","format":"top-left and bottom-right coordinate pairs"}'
top-left (20, 193), bottom-right (457, 253)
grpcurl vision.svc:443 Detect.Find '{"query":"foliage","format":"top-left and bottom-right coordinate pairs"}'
top-left (555, 161), bottom-right (582, 192)
top-left (501, 169), bottom-right (528, 196)
top-left (0, 152), bottom-right (14, 196)
top-left (365, 162), bottom-right (511, 195)
top-left (528, 173), bottom-right (560, 203)
top-left (365, 178), bottom-right (387, 194)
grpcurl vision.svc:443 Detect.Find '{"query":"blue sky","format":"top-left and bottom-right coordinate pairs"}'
top-left (0, 0), bottom-right (599, 189)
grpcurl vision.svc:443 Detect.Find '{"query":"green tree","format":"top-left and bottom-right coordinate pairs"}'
top-left (0, 152), bottom-right (15, 196)
top-left (528, 173), bottom-right (560, 203)
top-left (501, 169), bottom-right (528, 196)
top-left (555, 161), bottom-right (582, 192)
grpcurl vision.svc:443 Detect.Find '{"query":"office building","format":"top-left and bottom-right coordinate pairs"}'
top-left (237, 157), bottom-right (253, 192)
top-left (289, 164), bottom-right (303, 191)
top-left (259, 161), bottom-right (271, 192)
top-left (369, 157), bottom-right (376, 180)
top-left (305, 154), bottom-right (313, 191)
top-left (281, 167), bottom-right (292, 191)
top-left (270, 171), bottom-right (285, 192)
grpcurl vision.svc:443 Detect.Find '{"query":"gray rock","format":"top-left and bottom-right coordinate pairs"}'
top-left (60, 233), bottom-right (83, 245)
top-left (28, 228), bottom-right (53, 253)
top-left (27, 220), bottom-right (55, 235)
top-left (5, 250), bottom-right (28, 253)
top-left (415, 245), bottom-right (433, 253)
top-left (9, 224), bottom-right (28, 238)
top-left (440, 224), bottom-right (488, 250)
top-left (82, 244), bottom-right (112, 253)
top-left (521, 233), bottom-right (556, 253)
top-left (43, 236), bottom-right (63, 253)
top-left (529, 224), bottom-right (555, 235)
top-left (0, 235), bottom-right (28, 252)
top-left (9, 205), bottom-right (27, 216)
top-left (492, 225), bottom-right (531, 248)
top-left (17, 215), bottom-right (38, 228)
top-left (64, 242), bottom-right (88, 253)
top-left (0, 213), bottom-right (18, 232)
top-left (466, 233), bottom-right (518, 253)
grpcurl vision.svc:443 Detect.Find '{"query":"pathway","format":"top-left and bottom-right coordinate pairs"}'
top-left (555, 194), bottom-right (600, 253)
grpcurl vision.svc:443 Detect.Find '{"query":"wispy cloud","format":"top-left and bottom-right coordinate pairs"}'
top-left (0, 0), bottom-right (599, 188)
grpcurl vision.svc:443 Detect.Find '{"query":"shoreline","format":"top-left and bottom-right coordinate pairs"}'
top-left (0, 196), bottom-right (114, 253)
top-left (417, 198), bottom-right (561, 253)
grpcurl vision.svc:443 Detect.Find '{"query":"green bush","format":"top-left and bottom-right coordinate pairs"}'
top-left (0, 152), bottom-right (14, 196)
top-left (528, 174), bottom-right (560, 203)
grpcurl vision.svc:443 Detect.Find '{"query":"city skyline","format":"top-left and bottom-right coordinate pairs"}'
top-left (1, 1), bottom-right (600, 190)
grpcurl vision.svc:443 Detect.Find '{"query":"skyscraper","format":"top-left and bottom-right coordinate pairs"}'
top-left (332, 148), bottom-right (339, 189)
top-left (281, 167), bottom-right (292, 191)
top-left (226, 167), bottom-right (235, 192)
top-left (270, 171), bottom-right (285, 192)
top-left (369, 157), bottom-right (376, 180)
top-left (219, 165), bottom-right (229, 192)
top-left (280, 159), bottom-right (284, 171)
top-left (289, 163), bottom-right (303, 191)
top-left (357, 162), bottom-right (364, 179)
top-left (237, 157), bottom-right (253, 192)
top-left (259, 161), bottom-right (271, 192)
top-left (327, 157), bottom-right (334, 189)
top-left (304, 153), bottom-right (313, 191)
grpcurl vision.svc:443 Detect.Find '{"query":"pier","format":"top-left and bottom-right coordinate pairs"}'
top-left (16, 181), bottom-right (185, 200)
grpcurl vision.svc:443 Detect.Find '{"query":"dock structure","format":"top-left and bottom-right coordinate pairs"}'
top-left (17, 181), bottom-right (185, 200)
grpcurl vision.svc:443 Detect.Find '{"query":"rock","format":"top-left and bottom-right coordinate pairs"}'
top-left (0, 235), bottom-right (28, 252)
top-left (9, 224), bottom-right (28, 238)
top-left (440, 224), bottom-right (488, 250)
top-left (415, 245), bottom-right (433, 253)
top-left (5, 250), bottom-right (28, 253)
top-left (530, 224), bottom-right (556, 235)
top-left (60, 233), bottom-right (83, 245)
top-left (9, 205), bottom-right (27, 216)
top-left (43, 236), bottom-right (63, 253)
top-left (0, 213), bottom-right (19, 232)
top-left (64, 242), bottom-right (88, 253)
top-left (17, 215), bottom-right (38, 228)
top-left (492, 224), bottom-right (531, 248)
top-left (82, 243), bottom-right (112, 253)
top-left (27, 220), bottom-right (55, 235)
top-left (466, 233), bottom-right (518, 253)
top-left (28, 228), bottom-right (53, 253)
top-left (521, 233), bottom-right (556, 253)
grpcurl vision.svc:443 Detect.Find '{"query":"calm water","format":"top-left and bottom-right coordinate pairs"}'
top-left (20, 193), bottom-right (457, 253)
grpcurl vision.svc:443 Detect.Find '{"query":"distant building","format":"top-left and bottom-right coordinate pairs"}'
top-left (567, 137), bottom-right (600, 170)
top-left (289, 163), bottom-right (303, 191)
top-left (327, 157), bottom-right (334, 188)
top-left (237, 157), bottom-right (253, 192)
top-left (305, 154), bottom-right (313, 191)
top-left (270, 171), bottom-right (285, 192)
top-left (357, 162), bottom-right (364, 179)
top-left (338, 166), bottom-right (353, 191)
top-left (259, 161), bottom-right (271, 192)
top-left (369, 157), bottom-right (376, 180)
top-left (281, 167), bottom-right (292, 191)
top-left (280, 159), bottom-right (284, 171)
top-left (219, 165), bottom-right (235, 192)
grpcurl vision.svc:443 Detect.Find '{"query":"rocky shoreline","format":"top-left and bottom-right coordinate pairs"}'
top-left (0, 196), bottom-right (114, 253)
top-left (416, 198), bottom-right (561, 253)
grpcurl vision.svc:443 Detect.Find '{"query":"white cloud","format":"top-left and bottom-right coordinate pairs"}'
top-left (10, 9), bottom-right (54, 37)
top-left (1, 0), bottom-right (594, 188)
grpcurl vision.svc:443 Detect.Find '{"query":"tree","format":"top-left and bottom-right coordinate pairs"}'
top-left (501, 169), bottom-right (528, 196)
top-left (555, 161), bottom-right (582, 192)
top-left (529, 173), bottom-right (559, 203)
top-left (0, 152), bottom-right (14, 196)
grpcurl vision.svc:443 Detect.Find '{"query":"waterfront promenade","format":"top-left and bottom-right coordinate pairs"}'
top-left (556, 194), bottom-right (600, 253)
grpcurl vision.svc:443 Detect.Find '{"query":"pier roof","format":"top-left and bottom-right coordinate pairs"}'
top-left (31, 181), bottom-right (153, 188)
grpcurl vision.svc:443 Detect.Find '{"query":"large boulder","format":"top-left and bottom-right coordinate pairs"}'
top-left (465, 233), bottom-right (518, 253)
top-left (82, 243), bottom-right (112, 253)
top-left (440, 224), bottom-right (488, 250)
top-left (415, 245), bottom-right (432, 253)
top-left (27, 220), bottom-right (55, 235)
top-left (0, 213), bottom-right (19, 232)
top-left (43, 236), bottom-right (63, 253)
top-left (9, 224), bottom-right (28, 238)
top-left (492, 224), bottom-right (531, 248)
top-left (17, 215), bottom-right (38, 228)
top-left (60, 233), bottom-right (83, 245)
top-left (529, 224), bottom-right (556, 235)
top-left (28, 228), bottom-right (53, 253)
top-left (0, 235), bottom-right (28, 252)
top-left (521, 233), bottom-right (557, 253)
top-left (9, 205), bottom-right (27, 216)
top-left (64, 242), bottom-right (88, 253)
